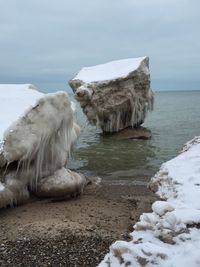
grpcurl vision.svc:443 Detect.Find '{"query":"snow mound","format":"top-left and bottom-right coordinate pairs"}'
top-left (73, 57), bottom-right (147, 83)
top-left (99, 136), bottom-right (200, 267)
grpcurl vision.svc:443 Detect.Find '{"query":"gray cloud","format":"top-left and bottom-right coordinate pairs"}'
top-left (0, 0), bottom-right (199, 92)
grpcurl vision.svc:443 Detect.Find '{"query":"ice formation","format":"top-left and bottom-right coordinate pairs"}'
top-left (36, 168), bottom-right (86, 198)
top-left (99, 136), bottom-right (200, 267)
top-left (69, 57), bottom-right (154, 132)
top-left (0, 84), bottom-right (85, 208)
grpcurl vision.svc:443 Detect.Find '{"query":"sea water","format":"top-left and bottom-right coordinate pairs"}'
top-left (67, 91), bottom-right (200, 185)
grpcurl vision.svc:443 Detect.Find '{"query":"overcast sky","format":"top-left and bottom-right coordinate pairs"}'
top-left (0, 0), bottom-right (199, 92)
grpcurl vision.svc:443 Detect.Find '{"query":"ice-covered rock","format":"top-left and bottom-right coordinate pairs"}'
top-left (69, 56), bottom-right (154, 133)
top-left (36, 168), bottom-right (86, 198)
top-left (0, 84), bottom-right (85, 208)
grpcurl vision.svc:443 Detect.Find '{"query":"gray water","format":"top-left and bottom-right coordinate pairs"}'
top-left (68, 91), bottom-right (200, 184)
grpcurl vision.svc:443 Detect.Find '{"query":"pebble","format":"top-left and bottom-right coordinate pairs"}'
top-left (0, 233), bottom-right (113, 267)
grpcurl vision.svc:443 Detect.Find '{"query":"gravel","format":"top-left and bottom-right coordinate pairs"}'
top-left (0, 233), bottom-right (113, 267)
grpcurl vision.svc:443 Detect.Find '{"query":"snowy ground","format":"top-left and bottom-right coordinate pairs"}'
top-left (99, 137), bottom-right (200, 267)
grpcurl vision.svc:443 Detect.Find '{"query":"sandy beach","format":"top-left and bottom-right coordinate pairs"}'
top-left (0, 179), bottom-right (156, 267)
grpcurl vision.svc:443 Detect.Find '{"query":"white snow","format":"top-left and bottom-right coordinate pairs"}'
top-left (0, 84), bottom-right (43, 141)
top-left (99, 136), bottom-right (200, 267)
top-left (73, 57), bottom-right (146, 83)
top-left (152, 201), bottom-right (174, 216)
top-left (0, 182), bottom-right (5, 191)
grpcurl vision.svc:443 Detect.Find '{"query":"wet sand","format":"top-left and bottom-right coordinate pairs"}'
top-left (0, 180), bottom-right (156, 267)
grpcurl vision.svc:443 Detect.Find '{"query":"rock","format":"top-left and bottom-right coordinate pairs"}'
top-left (103, 126), bottom-right (151, 140)
top-left (35, 168), bottom-right (86, 198)
top-left (148, 179), bottom-right (158, 193)
top-left (158, 233), bottom-right (176, 245)
top-left (69, 56), bottom-right (154, 133)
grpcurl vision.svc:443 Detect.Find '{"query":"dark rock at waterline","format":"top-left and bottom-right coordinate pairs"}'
top-left (69, 56), bottom-right (154, 133)
top-left (103, 127), bottom-right (152, 141)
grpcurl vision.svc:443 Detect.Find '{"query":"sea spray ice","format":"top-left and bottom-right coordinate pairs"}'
top-left (0, 84), bottom-right (85, 208)
top-left (69, 56), bottom-right (154, 132)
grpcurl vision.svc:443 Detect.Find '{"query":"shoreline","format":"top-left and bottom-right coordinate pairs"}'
top-left (0, 177), bottom-right (156, 267)
top-left (99, 137), bottom-right (200, 267)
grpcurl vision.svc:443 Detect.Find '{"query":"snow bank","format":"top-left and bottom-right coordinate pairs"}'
top-left (99, 136), bottom-right (200, 267)
top-left (73, 57), bottom-right (146, 83)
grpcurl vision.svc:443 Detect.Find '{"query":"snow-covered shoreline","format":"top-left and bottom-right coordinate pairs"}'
top-left (99, 137), bottom-right (200, 267)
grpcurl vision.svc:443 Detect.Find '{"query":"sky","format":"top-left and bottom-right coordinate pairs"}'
top-left (0, 0), bottom-right (199, 92)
